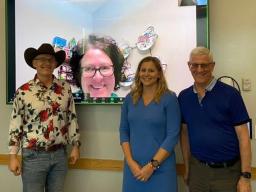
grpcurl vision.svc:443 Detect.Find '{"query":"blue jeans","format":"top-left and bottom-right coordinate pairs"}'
top-left (22, 148), bottom-right (68, 192)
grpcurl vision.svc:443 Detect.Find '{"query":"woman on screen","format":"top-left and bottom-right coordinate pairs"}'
top-left (119, 56), bottom-right (181, 192)
top-left (70, 35), bottom-right (124, 98)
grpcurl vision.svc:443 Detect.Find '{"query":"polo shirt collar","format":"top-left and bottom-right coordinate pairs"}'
top-left (193, 77), bottom-right (217, 93)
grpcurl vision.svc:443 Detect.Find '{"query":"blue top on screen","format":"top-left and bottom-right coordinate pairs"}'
top-left (196, 0), bottom-right (207, 6)
top-left (52, 36), bottom-right (67, 48)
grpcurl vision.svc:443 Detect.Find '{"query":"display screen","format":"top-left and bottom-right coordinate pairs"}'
top-left (6, 0), bottom-right (208, 104)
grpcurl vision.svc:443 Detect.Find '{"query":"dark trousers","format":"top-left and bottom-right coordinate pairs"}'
top-left (188, 156), bottom-right (240, 192)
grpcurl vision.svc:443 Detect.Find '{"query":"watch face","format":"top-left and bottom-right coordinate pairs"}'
top-left (152, 161), bottom-right (158, 166)
top-left (151, 160), bottom-right (160, 168)
top-left (241, 172), bottom-right (251, 179)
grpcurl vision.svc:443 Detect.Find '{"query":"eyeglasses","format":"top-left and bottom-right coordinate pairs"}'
top-left (188, 62), bottom-right (214, 70)
top-left (81, 65), bottom-right (114, 77)
top-left (34, 57), bottom-right (56, 63)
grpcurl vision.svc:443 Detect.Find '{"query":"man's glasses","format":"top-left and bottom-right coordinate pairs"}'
top-left (34, 57), bottom-right (56, 63)
top-left (81, 65), bottom-right (114, 78)
top-left (188, 62), bottom-right (214, 70)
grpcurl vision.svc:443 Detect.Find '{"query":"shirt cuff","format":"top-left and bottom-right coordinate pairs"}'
top-left (72, 140), bottom-right (81, 147)
top-left (8, 146), bottom-right (19, 154)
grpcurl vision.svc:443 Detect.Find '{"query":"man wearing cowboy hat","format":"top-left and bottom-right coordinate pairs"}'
top-left (8, 43), bottom-right (81, 192)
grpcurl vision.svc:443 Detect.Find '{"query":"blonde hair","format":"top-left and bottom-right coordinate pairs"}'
top-left (189, 46), bottom-right (214, 62)
top-left (131, 56), bottom-right (169, 104)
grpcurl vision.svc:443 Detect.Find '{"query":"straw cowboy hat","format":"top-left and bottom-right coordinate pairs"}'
top-left (24, 43), bottom-right (66, 69)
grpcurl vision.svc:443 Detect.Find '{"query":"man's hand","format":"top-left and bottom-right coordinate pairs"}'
top-left (8, 154), bottom-right (21, 176)
top-left (69, 146), bottom-right (80, 165)
top-left (183, 165), bottom-right (189, 185)
top-left (237, 177), bottom-right (251, 192)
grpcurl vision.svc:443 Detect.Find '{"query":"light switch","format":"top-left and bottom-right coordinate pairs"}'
top-left (242, 78), bottom-right (251, 91)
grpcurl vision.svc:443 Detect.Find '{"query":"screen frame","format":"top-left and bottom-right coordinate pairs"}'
top-left (6, 0), bottom-right (209, 104)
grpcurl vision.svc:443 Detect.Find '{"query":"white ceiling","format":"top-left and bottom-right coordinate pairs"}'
top-left (58, 0), bottom-right (109, 13)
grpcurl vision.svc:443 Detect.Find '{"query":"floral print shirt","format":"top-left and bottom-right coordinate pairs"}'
top-left (8, 75), bottom-right (80, 154)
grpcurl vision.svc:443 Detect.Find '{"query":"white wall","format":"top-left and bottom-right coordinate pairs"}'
top-left (209, 0), bottom-right (256, 189)
top-left (0, 0), bottom-right (21, 190)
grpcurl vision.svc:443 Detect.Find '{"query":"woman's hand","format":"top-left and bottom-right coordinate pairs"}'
top-left (138, 163), bottom-right (154, 182)
top-left (127, 159), bottom-right (142, 178)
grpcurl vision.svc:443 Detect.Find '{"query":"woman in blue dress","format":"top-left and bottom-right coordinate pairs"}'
top-left (119, 56), bottom-right (181, 192)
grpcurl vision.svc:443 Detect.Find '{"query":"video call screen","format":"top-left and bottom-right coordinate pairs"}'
top-left (6, 0), bottom-right (208, 104)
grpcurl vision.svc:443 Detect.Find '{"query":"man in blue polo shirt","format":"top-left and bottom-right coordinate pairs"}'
top-left (178, 47), bottom-right (251, 192)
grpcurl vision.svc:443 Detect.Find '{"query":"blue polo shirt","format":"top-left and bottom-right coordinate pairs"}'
top-left (178, 80), bottom-right (250, 162)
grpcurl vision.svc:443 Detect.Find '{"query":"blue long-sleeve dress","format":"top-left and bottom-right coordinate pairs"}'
top-left (119, 91), bottom-right (181, 192)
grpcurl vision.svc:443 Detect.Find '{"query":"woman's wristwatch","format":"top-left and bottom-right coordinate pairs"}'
top-left (150, 159), bottom-right (160, 170)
